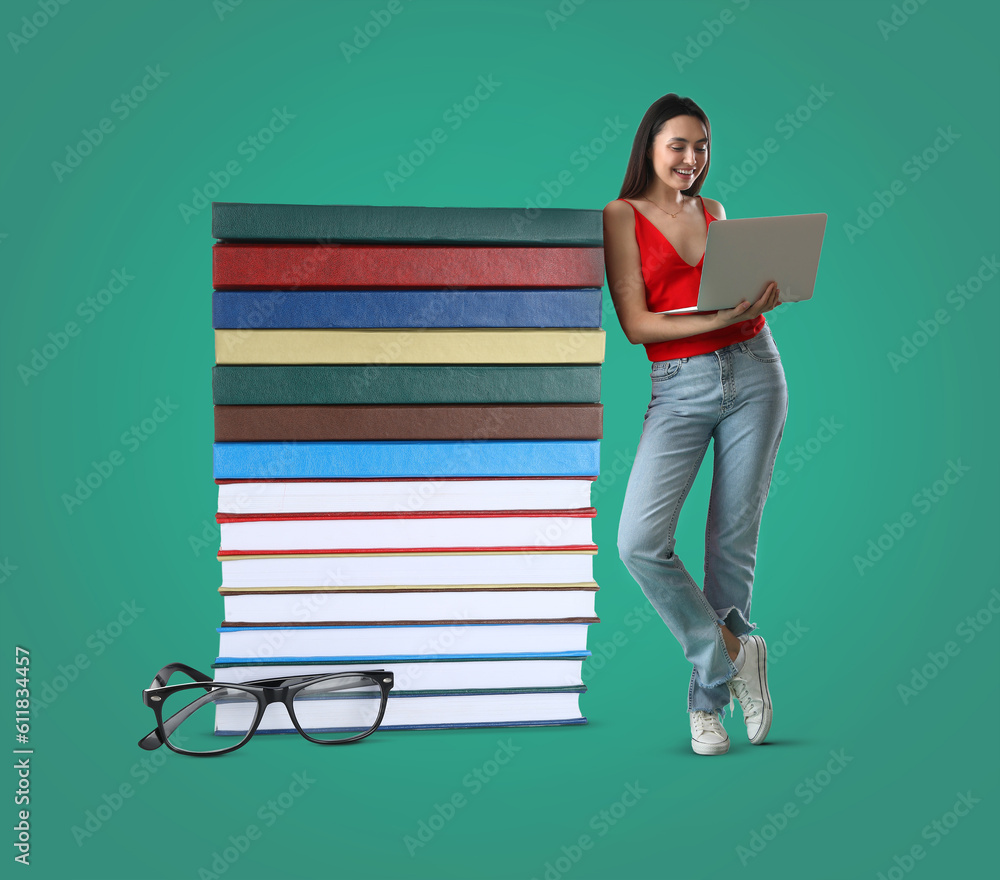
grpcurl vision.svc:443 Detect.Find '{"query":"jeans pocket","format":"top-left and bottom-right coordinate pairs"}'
top-left (742, 328), bottom-right (781, 363)
top-left (651, 358), bottom-right (685, 381)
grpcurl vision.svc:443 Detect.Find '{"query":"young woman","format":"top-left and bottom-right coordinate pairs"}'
top-left (604, 93), bottom-right (787, 756)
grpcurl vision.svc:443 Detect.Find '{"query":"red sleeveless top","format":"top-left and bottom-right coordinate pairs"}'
top-left (618, 197), bottom-right (765, 361)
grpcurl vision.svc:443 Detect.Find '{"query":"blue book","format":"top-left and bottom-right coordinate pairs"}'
top-left (213, 440), bottom-right (600, 479)
top-left (212, 288), bottom-right (604, 329)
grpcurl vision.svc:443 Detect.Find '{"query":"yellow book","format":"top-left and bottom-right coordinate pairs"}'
top-left (215, 328), bottom-right (605, 365)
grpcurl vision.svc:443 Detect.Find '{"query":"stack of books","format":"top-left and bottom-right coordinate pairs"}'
top-left (209, 201), bottom-right (605, 732)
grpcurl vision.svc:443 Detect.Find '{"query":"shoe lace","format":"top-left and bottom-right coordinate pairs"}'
top-left (691, 710), bottom-right (723, 735)
top-left (728, 675), bottom-right (762, 722)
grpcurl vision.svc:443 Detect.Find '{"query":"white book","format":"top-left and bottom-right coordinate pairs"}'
top-left (218, 478), bottom-right (594, 514)
top-left (212, 657), bottom-right (587, 690)
top-left (219, 551), bottom-right (596, 589)
top-left (217, 621), bottom-right (595, 661)
top-left (221, 586), bottom-right (598, 624)
top-left (218, 511), bottom-right (595, 553)
top-left (214, 688), bottom-right (587, 734)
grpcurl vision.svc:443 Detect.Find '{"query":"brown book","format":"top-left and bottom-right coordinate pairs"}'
top-left (214, 403), bottom-right (603, 442)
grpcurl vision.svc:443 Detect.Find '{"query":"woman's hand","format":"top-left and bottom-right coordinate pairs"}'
top-left (714, 281), bottom-right (781, 329)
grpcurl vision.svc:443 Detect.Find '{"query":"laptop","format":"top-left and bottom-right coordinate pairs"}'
top-left (657, 212), bottom-right (827, 314)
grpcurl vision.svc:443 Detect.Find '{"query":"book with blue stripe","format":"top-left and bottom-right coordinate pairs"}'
top-left (211, 655), bottom-right (590, 691)
top-left (212, 289), bottom-right (604, 328)
top-left (217, 621), bottom-right (597, 659)
top-left (213, 686), bottom-right (588, 735)
top-left (213, 440), bottom-right (600, 479)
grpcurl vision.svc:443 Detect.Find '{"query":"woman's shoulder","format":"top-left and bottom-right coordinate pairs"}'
top-left (604, 197), bottom-right (633, 214)
top-left (603, 198), bottom-right (638, 227)
top-left (700, 196), bottom-right (726, 220)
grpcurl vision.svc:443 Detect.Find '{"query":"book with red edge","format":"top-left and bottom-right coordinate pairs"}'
top-left (215, 508), bottom-right (597, 554)
top-left (215, 477), bottom-right (596, 515)
top-left (217, 549), bottom-right (598, 590)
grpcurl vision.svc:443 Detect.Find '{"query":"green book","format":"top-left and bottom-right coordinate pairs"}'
top-left (212, 365), bottom-right (601, 405)
top-left (211, 201), bottom-right (603, 245)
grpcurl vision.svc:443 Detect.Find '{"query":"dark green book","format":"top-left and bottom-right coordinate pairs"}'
top-left (211, 202), bottom-right (603, 245)
top-left (212, 365), bottom-right (601, 405)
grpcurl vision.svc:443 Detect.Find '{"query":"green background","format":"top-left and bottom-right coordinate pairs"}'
top-left (2, 1), bottom-right (997, 877)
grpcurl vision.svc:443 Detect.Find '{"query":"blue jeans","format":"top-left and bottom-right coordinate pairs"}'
top-left (617, 323), bottom-right (788, 715)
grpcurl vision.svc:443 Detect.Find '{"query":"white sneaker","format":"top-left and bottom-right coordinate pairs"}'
top-left (690, 710), bottom-right (730, 755)
top-left (726, 634), bottom-right (772, 744)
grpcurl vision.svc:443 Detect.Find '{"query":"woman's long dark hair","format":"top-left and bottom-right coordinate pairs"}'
top-left (618, 93), bottom-right (712, 200)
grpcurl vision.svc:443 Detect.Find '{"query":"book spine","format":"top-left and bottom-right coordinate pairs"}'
top-left (213, 404), bottom-right (604, 442)
top-left (211, 365), bottom-right (602, 405)
top-left (212, 440), bottom-right (601, 480)
top-left (211, 202), bottom-right (604, 245)
top-left (213, 328), bottom-right (606, 365)
top-left (211, 289), bottom-right (604, 328)
top-left (212, 243), bottom-right (606, 290)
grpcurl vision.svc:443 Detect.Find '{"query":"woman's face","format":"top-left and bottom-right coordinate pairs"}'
top-left (647, 115), bottom-right (709, 193)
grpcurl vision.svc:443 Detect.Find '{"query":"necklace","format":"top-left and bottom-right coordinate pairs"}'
top-left (646, 193), bottom-right (689, 219)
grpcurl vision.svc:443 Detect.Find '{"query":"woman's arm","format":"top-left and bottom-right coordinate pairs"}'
top-left (602, 199), bottom-right (778, 345)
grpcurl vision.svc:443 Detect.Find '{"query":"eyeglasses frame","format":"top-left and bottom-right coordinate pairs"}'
top-left (138, 662), bottom-right (394, 756)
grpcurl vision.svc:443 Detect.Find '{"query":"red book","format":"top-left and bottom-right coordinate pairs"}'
top-left (212, 243), bottom-right (607, 290)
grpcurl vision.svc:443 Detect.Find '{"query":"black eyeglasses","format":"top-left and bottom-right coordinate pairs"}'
top-left (138, 663), bottom-right (394, 756)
